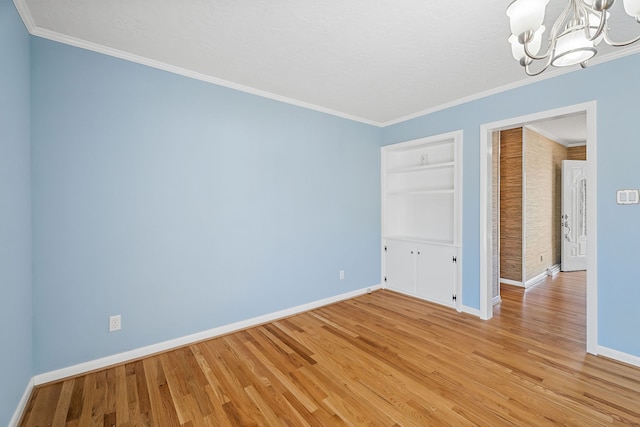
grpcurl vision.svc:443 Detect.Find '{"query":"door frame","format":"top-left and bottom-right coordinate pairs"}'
top-left (479, 101), bottom-right (597, 354)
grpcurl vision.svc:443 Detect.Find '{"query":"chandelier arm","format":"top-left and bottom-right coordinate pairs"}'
top-left (523, 2), bottom-right (573, 62)
top-left (509, 0), bottom-right (640, 75)
top-left (524, 38), bottom-right (553, 60)
top-left (524, 51), bottom-right (554, 76)
top-left (588, 17), bottom-right (607, 42)
top-left (551, 1), bottom-right (575, 38)
top-left (525, 59), bottom-right (552, 76)
top-left (587, 9), bottom-right (608, 42)
top-left (603, 31), bottom-right (640, 46)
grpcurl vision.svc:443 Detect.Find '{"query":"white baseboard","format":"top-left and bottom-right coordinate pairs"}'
top-left (546, 264), bottom-right (561, 277)
top-left (492, 295), bottom-right (502, 305)
top-left (33, 284), bottom-right (383, 386)
top-left (9, 377), bottom-right (34, 427)
top-left (524, 271), bottom-right (547, 289)
top-left (461, 305), bottom-right (480, 317)
top-left (524, 264), bottom-right (561, 290)
top-left (500, 278), bottom-right (524, 287)
top-left (597, 346), bottom-right (640, 368)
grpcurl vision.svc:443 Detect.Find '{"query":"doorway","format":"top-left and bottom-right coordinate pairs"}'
top-left (479, 102), bottom-right (598, 354)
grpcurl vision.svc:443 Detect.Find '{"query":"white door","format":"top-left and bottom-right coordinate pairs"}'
top-left (561, 160), bottom-right (587, 272)
top-left (385, 240), bottom-right (416, 295)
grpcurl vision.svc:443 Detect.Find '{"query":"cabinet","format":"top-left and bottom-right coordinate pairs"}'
top-left (385, 240), bottom-right (457, 308)
top-left (382, 131), bottom-right (462, 309)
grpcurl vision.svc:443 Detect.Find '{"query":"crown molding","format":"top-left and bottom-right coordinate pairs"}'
top-left (525, 124), bottom-right (587, 147)
top-left (381, 45), bottom-right (640, 128)
top-left (13, 0), bottom-right (640, 129)
top-left (13, 0), bottom-right (381, 127)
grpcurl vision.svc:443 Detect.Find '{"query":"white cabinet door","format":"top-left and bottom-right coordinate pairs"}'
top-left (386, 240), bottom-right (457, 309)
top-left (385, 240), bottom-right (416, 295)
top-left (415, 244), bottom-right (456, 308)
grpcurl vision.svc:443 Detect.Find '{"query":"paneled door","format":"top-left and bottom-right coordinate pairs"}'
top-left (561, 160), bottom-right (587, 271)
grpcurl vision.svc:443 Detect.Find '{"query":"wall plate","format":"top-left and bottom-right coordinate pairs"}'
top-left (616, 189), bottom-right (639, 205)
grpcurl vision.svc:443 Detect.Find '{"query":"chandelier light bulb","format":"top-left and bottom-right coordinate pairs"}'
top-left (623, 0), bottom-right (640, 19)
top-left (551, 27), bottom-right (597, 67)
top-left (507, 0), bottom-right (550, 36)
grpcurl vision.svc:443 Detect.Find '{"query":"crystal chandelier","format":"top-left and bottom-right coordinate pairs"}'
top-left (507, 0), bottom-right (640, 75)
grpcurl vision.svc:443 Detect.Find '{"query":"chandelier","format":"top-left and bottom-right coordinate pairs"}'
top-left (507, 0), bottom-right (640, 75)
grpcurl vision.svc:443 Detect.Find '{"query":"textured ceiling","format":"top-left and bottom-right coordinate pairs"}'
top-left (14, 0), bottom-right (640, 125)
top-left (527, 112), bottom-right (587, 146)
top-left (529, 113), bottom-right (587, 146)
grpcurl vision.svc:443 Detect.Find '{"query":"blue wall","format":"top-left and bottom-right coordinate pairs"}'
top-left (30, 38), bottom-right (382, 373)
top-left (382, 53), bottom-right (640, 357)
top-left (0, 0), bottom-right (33, 425)
top-left (4, 2), bottom-right (640, 419)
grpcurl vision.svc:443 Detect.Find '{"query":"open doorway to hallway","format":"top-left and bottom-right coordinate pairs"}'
top-left (479, 102), bottom-right (598, 354)
top-left (493, 115), bottom-right (587, 302)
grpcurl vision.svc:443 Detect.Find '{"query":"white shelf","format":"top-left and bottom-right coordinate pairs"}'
top-left (383, 235), bottom-right (457, 247)
top-left (386, 188), bottom-right (454, 196)
top-left (388, 161), bottom-right (455, 174)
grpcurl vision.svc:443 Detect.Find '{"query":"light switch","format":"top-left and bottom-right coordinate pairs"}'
top-left (616, 189), bottom-right (640, 205)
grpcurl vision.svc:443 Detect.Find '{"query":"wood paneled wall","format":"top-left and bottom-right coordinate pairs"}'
top-left (524, 128), bottom-right (567, 281)
top-left (567, 145), bottom-right (587, 160)
top-left (499, 128), bottom-right (523, 282)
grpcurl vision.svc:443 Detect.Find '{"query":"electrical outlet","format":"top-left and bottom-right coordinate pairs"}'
top-left (109, 315), bottom-right (121, 332)
top-left (339, 270), bottom-right (345, 280)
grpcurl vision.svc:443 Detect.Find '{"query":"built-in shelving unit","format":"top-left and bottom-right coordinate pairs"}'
top-left (381, 131), bottom-right (462, 310)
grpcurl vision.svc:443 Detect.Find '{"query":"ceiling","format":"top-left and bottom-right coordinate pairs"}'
top-left (14, 0), bottom-right (640, 126)
top-left (528, 113), bottom-right (587, 146)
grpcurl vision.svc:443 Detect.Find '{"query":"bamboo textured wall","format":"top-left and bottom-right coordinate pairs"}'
top-left (524, 128), bottom-right (567, 281)
top-left (567, 145), bottom-right (587, 161)
top-left (499, 128), bottom-right (523, 282)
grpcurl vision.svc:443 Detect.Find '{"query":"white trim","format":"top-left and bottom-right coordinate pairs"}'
top-left (586, 104), bottom-right (598, 355)
top-left (16, 25), bottom-right (379, 128)
top-left (381, 47), bottom-right (640, 127)
top-left (454, 131), bottom-right (464, 313)
top-left (14, 0), bottom-right (640, 128)
top-left (524, 271), bottom-right (547, 289)
top-left (480, 101), bottom-right (598, 354)
top-left (492, 295), bottom-right (502, 306)
top-left (33, 284), bottom-right (382, 385)
top-left (525, 124), bottom-right (587, 147)
top-left (496, 131), bottom-right (502, 308)
top-left (8, 377), bottom-right (34, 427)
top-left (461, 305), bottom-right (481, 317)
top-left (522, 127), bottom-right (528, 284)
top-left (500, 278), bottom-right (525, 287)
top-left (547, 264), bottom-right (561, 277)
top-left (597, 346), bottom-right (640, 368)
top-left (12, 0), bottom-right (35, 30)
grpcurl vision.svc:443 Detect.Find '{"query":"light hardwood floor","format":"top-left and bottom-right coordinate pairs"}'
top-left (20, 272), bottom-right (640, 425)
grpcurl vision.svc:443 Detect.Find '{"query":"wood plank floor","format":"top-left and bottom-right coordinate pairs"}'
top-left (20, 272), bottom-right (640, 426)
